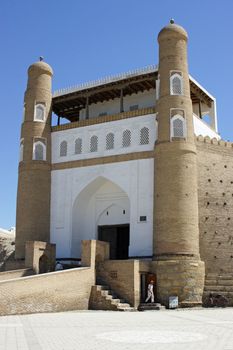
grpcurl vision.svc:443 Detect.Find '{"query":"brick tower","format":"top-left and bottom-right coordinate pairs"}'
top-left (152, 21), bottom-right (205, 306)
top-left (15, 60), bottom-right (53, 259)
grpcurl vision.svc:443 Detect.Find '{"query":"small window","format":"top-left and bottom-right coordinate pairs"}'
top-left (22, 104), bottom-right (26, 122)
top-left (140, 127), bottom-right (149, 145)
top-left (75, 138), bottom-right (82, 154)
top-left (33, 141), bottom-right (46, 161)
top-left (156, 77), bottom-right (160, 100)
top-left (60, 141), bottom-right (67, 157)
top-left (155, 118), bottom-right (158, 141)
top-left (106, 133), bottom-right (114, 150)
top-left (19, 139), bottom-right (24, 162)
top-left (34, 103), bottom-right (46, 121)
top-left (99, 112), bottom-right (107, 117)
top-left (171, 115), bottom-right (186, 138)
top-left (129, 105), bottom-right (138, 111)
top-left (170, 73), bottom-right (183, 95)
top-left (122, 130), bottom-right (131, 148)
top-left (90, 135), bottom-right (98, 152)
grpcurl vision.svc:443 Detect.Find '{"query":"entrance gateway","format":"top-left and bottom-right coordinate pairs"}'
top-left (98, 224), bottom-right (129, 259)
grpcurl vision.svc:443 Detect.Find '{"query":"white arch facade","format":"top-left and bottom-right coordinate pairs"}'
top-left (71, 177), bottom-right (130, 257)
top-left (50, 158), bottom-right (154, 258)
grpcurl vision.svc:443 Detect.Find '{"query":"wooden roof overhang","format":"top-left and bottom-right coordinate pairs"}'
top-left (52, 71), bottom-right (213, 122)
top-left (190, 80), bottom-right (213, 108)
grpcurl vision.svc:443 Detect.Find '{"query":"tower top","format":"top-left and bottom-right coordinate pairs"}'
top-left (158, 21), bottom-right (188, 42)
top-left (28, 60), bottom-right (53, 76)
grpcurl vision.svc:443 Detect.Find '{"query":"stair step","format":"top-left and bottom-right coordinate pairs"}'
top-left (206, 274), bottom-right (233, 279)
top-left (100, 290), bottom-right (111, 297)
top-left (110, 299), bottom-right (121, 304)
top-left (203, 291), bottom-right (233, 297)
top-left (117, 303), bottom-right (131, 308)
top-left (92, 284), bottom-right (134, 311)
top-left (204, 285), bottom-right (233, 292)
top-left (96, 285), bottom-right (109, 291)
top-left (138, 303), bottom-right (165, 311)
top-left (117, 307), bottom-right (135, 312)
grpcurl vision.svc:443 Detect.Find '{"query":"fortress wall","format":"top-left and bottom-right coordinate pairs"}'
top-left (0, 267), bottom-right (94, 316)
top-left (197, 138), bottom-right (233, 274)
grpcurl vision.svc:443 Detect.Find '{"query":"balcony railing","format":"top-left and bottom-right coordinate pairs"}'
top-left (53, 65), bottom-right (158, 97)
top-left (52, 107), bottom-right (156, 132)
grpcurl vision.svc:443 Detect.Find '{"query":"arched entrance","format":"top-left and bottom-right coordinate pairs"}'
top-left (72, 176), bottom-right (130, 259)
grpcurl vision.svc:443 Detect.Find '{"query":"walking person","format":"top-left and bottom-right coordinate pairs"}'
top-left (145, 280), bottom-right (154, 303)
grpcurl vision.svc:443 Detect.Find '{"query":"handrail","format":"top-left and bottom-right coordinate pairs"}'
top-left (53, 64), bottom-right (158, 97)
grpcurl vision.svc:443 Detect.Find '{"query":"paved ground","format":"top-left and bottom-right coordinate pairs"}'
top-left (1, 308), bottom-right (233, 350)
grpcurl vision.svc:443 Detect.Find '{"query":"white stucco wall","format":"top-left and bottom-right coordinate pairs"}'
top-left (50, 159), bottom-right (154, 259)
top-left (79, 89), bottom-right (155, 119)
top-left (52, 113), bottom-right (219, 166)
top-left (51, 114), bottom-right (157, 164)
top-left (193, 114), bottom-right (220, 139)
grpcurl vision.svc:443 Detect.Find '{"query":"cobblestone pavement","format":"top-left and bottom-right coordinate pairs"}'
top-left (1, 308), bottom-right (233, 350)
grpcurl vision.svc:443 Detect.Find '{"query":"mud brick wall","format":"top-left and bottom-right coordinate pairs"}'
top-left (0, 267), bottom-right (94, 316)
top-left (197, 137), bottom-right (233, 274)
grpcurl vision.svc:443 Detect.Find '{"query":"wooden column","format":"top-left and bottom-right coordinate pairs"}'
top-left (86, 96), bottom-right (89, 119)
top-left (120, 88), bottom-right (124, 113)
top-left (199, 99), bottom-right (202, 119)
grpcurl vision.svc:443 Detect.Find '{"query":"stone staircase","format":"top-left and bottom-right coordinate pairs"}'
top-left (203, 273), bottom-right (233, 306)
top-left (89, 285), bottom-right (135, 311)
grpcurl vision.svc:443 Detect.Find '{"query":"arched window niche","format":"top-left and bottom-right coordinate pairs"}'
top-left (34, 103), bottom-right (46, 122)
top-left (170, 114), bottom-right (186, 139)
top-left (60, 140), bottom-right (68, 157)
top-left (19, 139), bottom-right (24, 162)
top-left (75, 138), bottom-right (82, 154)
top-left (33, 141), bottom-right (46, 161)
top-left (90, 135), bottom-right (98, 152)
top-left (170, 72), bottom-right (183, 95)
top-left (156, 75), bottom-right (160, 100)
top-left (106, 133), bottom-right (114, 150)
top-left (140, 127), bottom-right (150, 145)
top-left (122, 129), bottom-right (131, 148)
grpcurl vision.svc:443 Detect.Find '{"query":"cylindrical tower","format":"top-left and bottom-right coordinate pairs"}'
top-left (152, 21), bottom-right (205, 306)
top-left (15, 60), bottom-right (53, 259)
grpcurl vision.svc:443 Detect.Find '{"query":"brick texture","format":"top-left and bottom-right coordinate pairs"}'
top-left (197, 139), bottom-right (233, 275)
top-left (96, 259), bottom-right (140, 307)
top-left (0, 267), bottom-right (94, 316)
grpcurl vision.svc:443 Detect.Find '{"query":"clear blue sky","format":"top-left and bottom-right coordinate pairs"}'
top-left (0, 0), bottom-right (233, 229)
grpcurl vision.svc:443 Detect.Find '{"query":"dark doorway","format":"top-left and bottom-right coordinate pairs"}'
top-left (140, 273), bottom-right (157, 302)
top-left (39, 254), bottom-right (49, 274)
top-left (98, 224), bottom-right (129, 259)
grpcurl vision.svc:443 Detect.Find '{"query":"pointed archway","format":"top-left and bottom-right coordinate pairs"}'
top-left (71, 176), bottom-right (130, 258)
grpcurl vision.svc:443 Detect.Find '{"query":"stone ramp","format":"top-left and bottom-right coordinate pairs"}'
top-left (0, 266), bottom-right (94, 316)
top-left (89, 285), bottom-right (135, 311)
